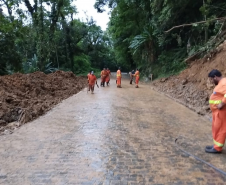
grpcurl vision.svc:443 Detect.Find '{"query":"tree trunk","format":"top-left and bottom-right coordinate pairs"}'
top-left (203, 0), bottom-right (208, 43)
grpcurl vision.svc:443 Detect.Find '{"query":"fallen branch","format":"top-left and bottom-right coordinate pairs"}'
top-left (165, 17), bottom-right (226, 33)
top-left (184, 51), bottom-right (203, 62)
top-left (184, 21), bottom-right (226, 63)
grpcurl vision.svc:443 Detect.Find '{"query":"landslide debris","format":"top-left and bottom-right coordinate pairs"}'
top-left (0, 71), bottom-right (86, 133)
top-left (152, 40), bottom-right (226, 118)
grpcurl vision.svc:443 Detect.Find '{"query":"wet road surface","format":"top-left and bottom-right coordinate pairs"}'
top-left (1, 76), bottom-right (226, 184)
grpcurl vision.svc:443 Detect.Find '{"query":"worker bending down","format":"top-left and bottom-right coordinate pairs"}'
top-left (206, 69), bottom-right (226, 153)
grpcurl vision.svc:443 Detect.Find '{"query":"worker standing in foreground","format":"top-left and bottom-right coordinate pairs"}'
top-left (206, 69), bottom-right (226, 153)
top-left (88, 71), bottom-right (97, 94)
top-left (116, 67), bottom-right (122, 88)
top-left (133, 69), bottom-right (140, 88)
top-left (87, 71), bottom-right (92, 91)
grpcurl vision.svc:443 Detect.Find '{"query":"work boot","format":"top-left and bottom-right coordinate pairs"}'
top-left (205, 147), bottom-right (221, 153)
top-left (205, 145), bottom-right (214, 150)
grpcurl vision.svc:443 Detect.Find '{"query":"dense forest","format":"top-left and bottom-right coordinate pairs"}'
top-left (1, 0), bottom-right (226, 78)
top-left (0, 0), bottom-right (116, 75)
top-left (95, 0), bottom-right (226, 78)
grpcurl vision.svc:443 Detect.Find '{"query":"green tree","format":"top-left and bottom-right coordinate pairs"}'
top-left (95, 0), bottom-right (226, 77)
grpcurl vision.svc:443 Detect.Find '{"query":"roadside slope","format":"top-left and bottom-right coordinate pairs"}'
top-left (152, 40), bottom-right (226, 117)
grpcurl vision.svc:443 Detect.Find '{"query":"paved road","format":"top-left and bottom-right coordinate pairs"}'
top-left (1, 78), bottom-right (226, 185)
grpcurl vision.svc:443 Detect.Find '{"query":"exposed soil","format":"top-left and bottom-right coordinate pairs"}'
top-left (152, 40), bottom-right (226, 118)
top-left (0, 71), bottom-right (86, 133)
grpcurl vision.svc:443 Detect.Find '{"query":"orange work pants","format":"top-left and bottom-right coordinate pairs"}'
top-left (212, 110), bottom-right (226, 151)
top-left (106, 76), bottom-right (110, 83)
top-left (136, 77), bottom-right (139, 85)
top-left (89, 84), bottom-right (95, 91)
top-left (101, 76), bottom-right (106, 83)
top-left (117, 78), bottom-right (121, 86)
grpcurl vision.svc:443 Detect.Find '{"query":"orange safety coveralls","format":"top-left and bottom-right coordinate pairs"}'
top-left (209, 78), bottom-right (226, 151)
top-left (134, 71), bottom-right (140, 85)
top-left (106, 70), bottom-right (111, 83)
top-left (101, 70), bottom-right (108, 83)
top-left (88, 74), bottom-right (97, 91)
top-left (117, 70), bottom-right (121, 86)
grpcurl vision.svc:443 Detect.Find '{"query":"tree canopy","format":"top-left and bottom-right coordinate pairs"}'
top-left (1, 0), bottom-right (226, 77)
top-left (95, 0), bottom-right (226, 77)
top-left (0, 0), bottom-right (116, 75)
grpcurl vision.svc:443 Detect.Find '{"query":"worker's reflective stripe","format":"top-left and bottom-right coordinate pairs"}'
top-left (117, 74), bottom-right (121, 77)
top-left (214, 139), bottom-right (224, 147)
top-left (136, 75), bottom-right (140, 77)
top-left (209, 100), bottom-right (222, 104)
top-left (224, 94), bottom-right (226, 98)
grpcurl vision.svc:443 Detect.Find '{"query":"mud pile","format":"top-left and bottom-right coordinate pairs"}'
top-left (0, 71), bottom-right (86, 133)
top-left (152, 40), bottom-right (226, 117)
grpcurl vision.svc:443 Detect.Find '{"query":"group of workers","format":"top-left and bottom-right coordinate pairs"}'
top-left (87, 67), bottom-right (140, 93)
top-left (87, 67), bottom-right (111, 94)
top-left (116, 67), bottom-right (140, 88)
top-left (87, 68), bottom-right (226, 154)
top-left (100, 68), bottom-right (111, 87)
top-left (129, 69), bottom-right (140, 88)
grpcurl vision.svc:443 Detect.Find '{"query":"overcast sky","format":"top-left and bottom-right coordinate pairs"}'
top-left (2, 0), bottom-right (110, 31)
top-left (74, 0), bottom-right (110, 31)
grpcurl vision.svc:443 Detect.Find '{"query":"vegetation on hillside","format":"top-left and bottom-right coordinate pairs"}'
top-left (95, 0), bottom-right (226, 78)
top-left (1, 0), bottom-right (226, 78)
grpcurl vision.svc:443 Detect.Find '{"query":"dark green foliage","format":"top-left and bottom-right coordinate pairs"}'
top-left (95, 0), bottom-right (226, 78)
top-left (2, 0), bottom-right (226, 77)
top-left (0, 1), bottom-right (115, 75)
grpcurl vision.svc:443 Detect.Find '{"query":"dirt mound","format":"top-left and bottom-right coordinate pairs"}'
top-left (152, 40), bottom-right (226, 117)
top-left (0, 71), bottom-right (86, 133)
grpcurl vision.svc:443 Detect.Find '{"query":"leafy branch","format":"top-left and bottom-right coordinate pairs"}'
top-left (165, 17), bottom-right (226, 33)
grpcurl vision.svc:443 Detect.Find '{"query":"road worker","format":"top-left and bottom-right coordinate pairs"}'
top-left (116, 67), bottom-right (122, 88)
top-left (101, 68), bottom-right (108, 87)
top-left (206, 69), bottom-right (226, 153)
top-left (106, 68), bottom-right (111, 86)
top-left (88, 71), bottom-right (97, 94)
top-left (130, 70), bottom-right (135, 84)
top-left (133, 69), bottom-right (140, 88)
top-left (87, 71), bottom-right (92, 91)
